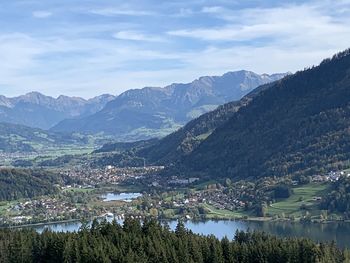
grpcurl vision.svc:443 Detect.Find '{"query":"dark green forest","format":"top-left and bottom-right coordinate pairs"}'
top-left (138, 82), bottom-right (275, 165)
top-left (93, 82), bottom-right (276, 168)
top-left (0, 168), bottom-right (74, 201)
top-left (173, 49), bottom-right (350, 179)
top-left (321, 176), bottom-right (350, 215)
top-left (0, 219), bottom-right (348, 263)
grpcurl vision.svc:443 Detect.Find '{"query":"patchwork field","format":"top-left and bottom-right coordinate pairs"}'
top-left (267, 183), bottom-right (329, 218)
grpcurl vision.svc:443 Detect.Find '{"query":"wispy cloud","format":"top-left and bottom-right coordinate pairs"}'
top-left (172, 8), bottom-right (194, 17)
top-left (89, 8), bottom-right (154, 17)
top-left (201, 6), bottom-right (226, 14)
top-left (113, 31), bottom-right (166, 42)
top-left (0, 0), bottom-right (350, 98)
top-left (168, 3), bottom-right (350, 48)
top-left (32, 10), bottom-right (52, 18)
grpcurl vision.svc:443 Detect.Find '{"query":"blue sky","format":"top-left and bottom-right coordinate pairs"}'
top-left (0, 0), bottom-right (350, 98)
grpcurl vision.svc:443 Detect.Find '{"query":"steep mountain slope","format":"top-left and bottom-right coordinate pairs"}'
top-left (138, 82), bottom-right (277, 164)
top-left (0, 93), bottom-right (115, 129)
top-left (52, 71), bottom-right (286, 139)
top-left (0, 122), bottom-right (88, 153)
top-left (175, 49), bottom-right (350, 179)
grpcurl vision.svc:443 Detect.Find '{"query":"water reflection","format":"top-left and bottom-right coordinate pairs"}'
top-left (32, 219), bottom-right (350, 248)
top-left (101, 192), bottom-right (142, 202)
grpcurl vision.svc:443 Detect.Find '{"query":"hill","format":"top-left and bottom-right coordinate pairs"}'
top-left (138, 82), bottom-right (276, 165)
top-left (174, 49), bottom-right (350, 179)
top-left (52, 71), bottom-right (286, 140)
top-left (0, 122), bottom-right (89, 153)
top-left (0, 92), bottom-right (115, 129)
top-left (0, 168), bottom-right (74, 201)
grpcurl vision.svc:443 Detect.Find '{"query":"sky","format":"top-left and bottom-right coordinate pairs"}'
top-left (0, 0), bottom-right (350, 98)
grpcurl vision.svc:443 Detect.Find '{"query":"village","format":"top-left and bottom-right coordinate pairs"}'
top-left (1, 164), bottom-right (350, 226)
top-left (59, 165), bottom-right (165, 186)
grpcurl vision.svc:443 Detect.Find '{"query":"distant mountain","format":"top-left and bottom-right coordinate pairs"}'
top-left (0, 92), bottom-right (115, 129)
top-left (0, 122), bottom-right (89, 153)
top-left (137, 82), bottom-right (276, 165)
top-left (52, 71), bottom-right (286, 139)
top-left (169, 49), bottom-right (350, 180)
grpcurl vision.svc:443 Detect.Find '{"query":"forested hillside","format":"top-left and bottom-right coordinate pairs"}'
top-left (95, 82), bottom-right (277, 166)
top-left (0, 219), bottom-right (347, 263)
top-left (321, 175), bottom-right (350, 214)
top-left (172, 49), bottom-right (350, 179)
top-left (138, 82), bottom-right (276, 165)
top-left (0, 168), bottom-right (74, 201)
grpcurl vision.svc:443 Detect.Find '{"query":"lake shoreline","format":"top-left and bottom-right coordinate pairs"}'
top-left (1, 218), bottom-right (81, 230)
top-left (3, 214), bottom-right (350, 230)
top-left (16, 217), bottom-right (350, 248)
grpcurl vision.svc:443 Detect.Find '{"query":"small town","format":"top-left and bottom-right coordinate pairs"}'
top-left (2, 163), bottom-right (350, 227)
top-left (59, 165), bottom-right (165, 186)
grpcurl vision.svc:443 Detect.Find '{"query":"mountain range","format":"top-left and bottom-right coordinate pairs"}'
top-left (51, 71), bottom-right (286, 140)
top-left (96, 49), bottom-right (350, 181)
top-left (3, 48), bottom-right (350, 181)
top-left (0, 92), bottom-right (115, 129)
top-left (168, 49), bottom-right (350, 179)
top-left (137, 81), bottom-right (276, 165)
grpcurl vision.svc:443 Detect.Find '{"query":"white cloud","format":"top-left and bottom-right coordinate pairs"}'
top-left (113, 31), bottom-right (166, 42)
top-left (32, 11), bottom-right (52, 18)
top-left (168, 3), bottom-right (350, 50)
top-left (201, 6), bottom-right (226, 14)
top-left (1, 0), bottom-right (350, 98)
top-left (0, 33), bottom-right (44, 72)
top-left (173, 8), bottom-right (194, 17)
top-left (90, 8), bottom-right (154, 17)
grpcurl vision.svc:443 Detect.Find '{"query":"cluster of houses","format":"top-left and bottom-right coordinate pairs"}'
top-left (61, 165), bottom-right (164, 186)
top-left (3, 198), bottom-right (84, 225)
top-left (312, 171), bottom-right (350, 182)
top-left (196, 190), bottom-right (246, 211)
top-left (168, 177), bottom-right (200, 185)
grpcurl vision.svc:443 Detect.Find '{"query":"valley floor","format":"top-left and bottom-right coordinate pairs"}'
top-left (0, 168), bottom-right (346, 227)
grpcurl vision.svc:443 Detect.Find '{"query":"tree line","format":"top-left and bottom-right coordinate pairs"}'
top-left (321, 176), bottom-right (350, 217)
top-left (0, 218), bottom-right (348, 263)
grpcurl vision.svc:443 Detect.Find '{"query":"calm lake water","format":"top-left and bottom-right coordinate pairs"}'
top-left (33, 219), bottom-right (350, 248)
top-left (101, 192), bottom-right (142, 202)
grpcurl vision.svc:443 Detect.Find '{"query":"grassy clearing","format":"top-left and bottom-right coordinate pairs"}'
top-left (267, 183), bottom-right (329, 217)
top-left (203, 203), bottom-right (250, 219)
top-left (32, 145), bottom-right (95, 158)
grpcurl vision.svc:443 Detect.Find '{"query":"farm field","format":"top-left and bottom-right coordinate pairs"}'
top-left (267, 183), bottom-right (329, 218)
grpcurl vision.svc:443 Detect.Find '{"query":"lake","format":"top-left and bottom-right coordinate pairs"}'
top-left (33, 219), bottom-right (350, 248)
top-left (101, 192), bottom-right (142, 202)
